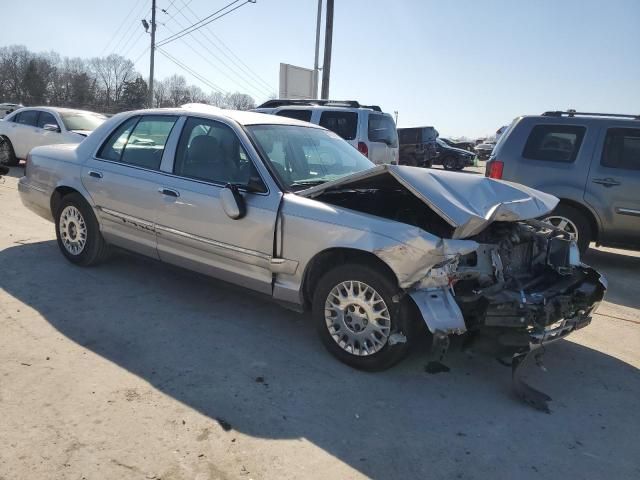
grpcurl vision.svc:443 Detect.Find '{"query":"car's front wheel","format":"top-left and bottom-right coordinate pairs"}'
top-left (442, 155), bottom-right (458, 170)
top-left (313, 262), bottom-right (416, 371)
top-left (55, 193), bottom-right (109, 266)
top-left (0, 137), bottom-right (18, 166)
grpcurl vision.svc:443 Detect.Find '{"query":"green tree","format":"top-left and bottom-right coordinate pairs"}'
top-left (120, 76), bottom-right (148, 109)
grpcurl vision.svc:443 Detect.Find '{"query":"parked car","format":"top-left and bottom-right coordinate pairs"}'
top-left (434, 138), bottom-right (475, 170)
top-left (440, 137), bottom-right (475, 152)
top-left (486, 110), bottom-right (640, 253)
top-left (253, 99), bottom-right (398, 165)
top-left (0, 103), bottom-right (23, 119)
top-left (474, 141), bottom-right (495, 160)
top-left (397, 126), bottom-right (439, 167)
top-left (0, 107), bottom-right (106, 166)
top-left (18, 105), bottom-right (606, 408)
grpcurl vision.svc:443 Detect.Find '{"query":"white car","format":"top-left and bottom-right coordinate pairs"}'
top-left (0, 103), bottom-right (23, 119)
top-left (253, 99), bottom-right (399, 165)
top-left (0, 107), bottom-right (107, 166)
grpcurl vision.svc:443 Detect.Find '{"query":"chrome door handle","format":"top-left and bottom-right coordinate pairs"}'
top-left (159, 187), bottom-right (179, 197)
top-left (592, 177), bottom-right (620, 187)
top-left (88, 170), bottom-right (103, 179)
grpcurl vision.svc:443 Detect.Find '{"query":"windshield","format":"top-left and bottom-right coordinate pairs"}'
top-left (61, 112), bottom-right (107, 131)
top-left (248, 124), bottom-right (374, 191)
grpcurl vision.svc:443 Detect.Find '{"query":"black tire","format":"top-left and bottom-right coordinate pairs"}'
top-left (0, 137), bottom-right (18, 166)
top-left (442, 156), bottom-right (457, 170)
top-left (54, 193), bottom-right (109, 266)
top-left (544, 203), bottom-right (592, 254)
top-left (312, 262), bottom-right (417, 371)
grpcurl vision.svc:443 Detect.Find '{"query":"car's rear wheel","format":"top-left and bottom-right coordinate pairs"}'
top-left (313, 263), bottom-right (415, 371)
top-left (543, 204), bottom-right (592, 254)
top-left (442, 156), bottom-right (457, 170)
top-left (0, 137), bottom-right (18, 166)
top-left (55, 193), bottom-right (109, 266)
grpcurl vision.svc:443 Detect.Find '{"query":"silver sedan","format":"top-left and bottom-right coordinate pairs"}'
top-left (18, 105), bottom-right (605, 405)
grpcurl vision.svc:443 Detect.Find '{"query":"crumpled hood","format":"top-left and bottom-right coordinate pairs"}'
top-left (298, 164), bottom-right (559, 238)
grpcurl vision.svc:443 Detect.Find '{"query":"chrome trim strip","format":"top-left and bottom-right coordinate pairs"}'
top-left (155, 224), bottom-right (271, 261)
top-left (617, 207), bottom-right (640, 217)
top-left (97, 207), bottom-right (155, 232)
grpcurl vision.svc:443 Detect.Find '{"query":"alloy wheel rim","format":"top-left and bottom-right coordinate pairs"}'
top-left (543, 215), bottom-right (579, 241)
top-left (59, 206), bottom-right (87, 255)
top-left (0, 141), bottom-right (9, 165)
top-left (324, 280), bottom-right (391, 356)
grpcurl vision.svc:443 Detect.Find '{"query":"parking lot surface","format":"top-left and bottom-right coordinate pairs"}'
top-left (1, 166), bottom-right (639, 480)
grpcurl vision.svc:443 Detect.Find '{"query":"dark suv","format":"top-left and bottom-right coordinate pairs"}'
top-left (486, 110), bottom-right (640, 253)
top-left (397, 126), bottom-right (439, 167)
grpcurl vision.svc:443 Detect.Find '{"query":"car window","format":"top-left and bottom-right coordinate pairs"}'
top-left (15, 110), bottom-right (39, 127)
top-left (368, 114), bottom-right (398, 147)
top-left (522, 124), bottom-right (585, 162)
top-left (37, 112), bottom-right (59, 129)
top-left (319, 111), bottom-right (358, 140)
top-left (97, 115), bottom-right (177, 170)
top-left (248, 124), bottom-right (374, 190)
top-left (276, 109), bottom-right (312, 122)
top-left (601, 128), bottom-right (640, 171)
top-left (173, 117), bottom-right (254, 185)
top-left (61, 112), bottom-right (106, 131)
top-left (398, 128), bottom-right (418, 144)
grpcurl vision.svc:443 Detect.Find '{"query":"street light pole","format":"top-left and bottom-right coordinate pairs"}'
top-left (312, 0), bottom-right (323, 98)
top-left (320, 0), bottom-right (333, 100)
top-left (148, 0), bottom-right (156, 107)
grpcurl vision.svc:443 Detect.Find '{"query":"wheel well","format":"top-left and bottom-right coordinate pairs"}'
top-left (557, 198), bottom-right (599, 242)
top-left (301, 248), bottom-right (399, 308)
top-left (50, 186), bottom-right (80, 216)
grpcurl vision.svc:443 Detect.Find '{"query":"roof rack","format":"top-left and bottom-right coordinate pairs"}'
top-left (257, 99), bottom-right (382, 112)
top-left (542, 109), bottom-right (640, 120)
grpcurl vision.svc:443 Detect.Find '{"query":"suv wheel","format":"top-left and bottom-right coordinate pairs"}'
top-left (55, 193), bottom-right (109, 266)
top-left (0, 137), bottom-right (18, 166)
top-left (313, 263), bottom-right (415, 371)
top-left (543, 204), bottom-right (592, 254)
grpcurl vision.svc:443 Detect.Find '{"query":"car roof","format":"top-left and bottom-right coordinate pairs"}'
top-left (13, 106), bottom-right (105, 116)
top-left (123, 104), bottom-right (327, 128)
top-left (520, 113), bottom-right (640, 126)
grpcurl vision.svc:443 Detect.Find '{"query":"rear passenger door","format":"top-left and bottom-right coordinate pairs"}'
top-left (585, 126), bottom-right (640, 247)
top-left (81, 114), bottom-right (180, 258)
top-left (9, 110), bottom-right (40, 158)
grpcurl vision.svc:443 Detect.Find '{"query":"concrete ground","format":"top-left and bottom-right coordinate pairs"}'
top-left (1, 165), bottom-right (639, 480)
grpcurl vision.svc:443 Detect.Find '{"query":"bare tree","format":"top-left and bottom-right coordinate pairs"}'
top-left (90, 54), bottom-right (135, 109)
top-left (226, 92), bottom-right (256, 110)
top-left (165, 74), bottom-right (188, 107)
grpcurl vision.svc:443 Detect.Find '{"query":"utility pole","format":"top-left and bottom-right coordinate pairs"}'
top-left (320, 0), bottom-right (333, 100)
top-left (312, 0), bottom-right (323, 98)
top-left (148, 0), bottom-right (157, 108)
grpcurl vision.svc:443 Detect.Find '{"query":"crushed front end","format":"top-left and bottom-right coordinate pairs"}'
top-left (411, 221), bottom-right (607, 411)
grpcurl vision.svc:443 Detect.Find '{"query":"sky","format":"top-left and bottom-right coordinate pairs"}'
top-left (3, 0), bottom-right (639, 138)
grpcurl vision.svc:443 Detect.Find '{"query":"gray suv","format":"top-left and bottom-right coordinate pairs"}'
top-left (486, 110), bottom-right (640, 253)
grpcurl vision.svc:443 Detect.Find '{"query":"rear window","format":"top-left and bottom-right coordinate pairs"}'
top-left (276, 109), bottom-right (312, 122)
top-left (522, 124), bottom-right (585, 163)
top-left (601, 128), bottom-right (640, 171)
top-left (319, 111), bottom-right (358, 140)
top-left (368, 114), bottom-right (398, 147)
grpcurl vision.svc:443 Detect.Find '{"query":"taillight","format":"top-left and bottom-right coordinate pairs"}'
top-left (486, 159), bottom-right (504, 179)
top-left (357, 142), bottom-right (368, 157)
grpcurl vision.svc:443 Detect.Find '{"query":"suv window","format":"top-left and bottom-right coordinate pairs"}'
top-left (319, 111), bottom-right (358, 140)
top-left (37, 111), bottom-right (59, 129)
top-left (368, 114), bottom-right (398, 147)
top-left (14, 110), bottom-right (39, 126)
top-left (276, 109), bottom-right (312, 122)
top-left (98, 115), bottom-right (177, 169)
top-left (173, 117), bottom-right (254, 185)
top-left (602, 128), bottom-right (640, 171)
top-left (522, 124), bottom-right (585, 162)
top-left (398, 128), bottom-right (419, 144)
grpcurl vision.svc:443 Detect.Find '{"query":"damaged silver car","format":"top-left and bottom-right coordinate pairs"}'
top-left (18, 105), bottom-right (606, 409)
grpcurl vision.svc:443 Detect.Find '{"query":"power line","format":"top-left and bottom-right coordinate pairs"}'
top-left (121, 29), bottom-right (147, 60)
top-left (161, 9), bottom-right (271, 98)
top-left (100, 0), bottom-right (146, 55)
top-left (157, 47), bottom-right (227, 95)
top-left (109, 3), bottom-right (150, 57)
top-left (177, 0), bottom-right (274, 93)
top-left (156, 0), bottom-right (253, 48)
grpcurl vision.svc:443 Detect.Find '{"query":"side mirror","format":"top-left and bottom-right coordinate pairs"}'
top-left (220, 184), bottom-right (246, 219)
top-left (43, 123), bottom-right (60, 132)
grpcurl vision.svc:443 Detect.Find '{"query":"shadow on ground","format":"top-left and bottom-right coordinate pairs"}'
top-left (1, 164), bottom-right (24, 179)
top-left (584, 247), bottom-right (640, 310)
top-left (1, 241), bottom-right (639, 479)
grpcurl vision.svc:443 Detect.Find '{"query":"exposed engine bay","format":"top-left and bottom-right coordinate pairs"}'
top-left (315, 184), bottom-right (607, 411)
